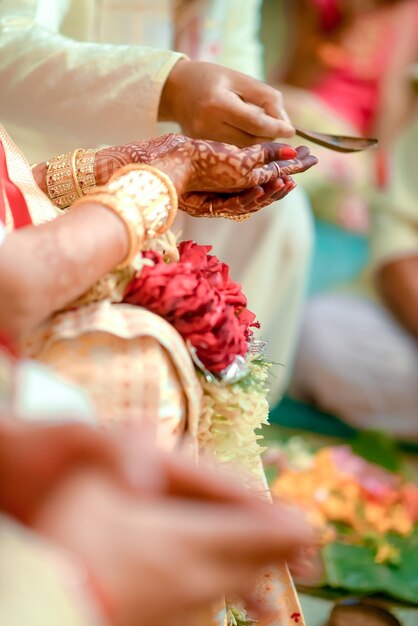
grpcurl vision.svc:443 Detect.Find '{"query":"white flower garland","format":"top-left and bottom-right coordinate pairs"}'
top-left (197, 359), bottom-right (271, 480)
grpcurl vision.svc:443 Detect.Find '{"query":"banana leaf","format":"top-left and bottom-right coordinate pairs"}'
top-left (323, 530), bottom-right (418, 604)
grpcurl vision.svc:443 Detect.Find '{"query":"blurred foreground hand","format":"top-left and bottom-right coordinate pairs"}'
top-left (0, 419), bottom-right (316, 626)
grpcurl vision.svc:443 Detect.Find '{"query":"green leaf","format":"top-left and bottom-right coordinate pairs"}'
top-left (323, 531), bottom-right (418, 604)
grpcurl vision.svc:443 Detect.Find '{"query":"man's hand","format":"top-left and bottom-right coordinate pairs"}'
top-left (159, 60), bottom-right (295, 146)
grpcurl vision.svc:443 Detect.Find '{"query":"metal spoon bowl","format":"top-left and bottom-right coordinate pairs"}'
top-left (295, 127), bottom-right (378, 153)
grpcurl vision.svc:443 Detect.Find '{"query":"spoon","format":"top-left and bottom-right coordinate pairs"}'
top-left (295, 127), bottom-right (378, 153)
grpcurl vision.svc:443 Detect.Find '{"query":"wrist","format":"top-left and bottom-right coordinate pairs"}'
top-left (150, 151), bottom-right (192, 196)
top-left (95, 148), bottom-right (130, 187)
top-left (32, 162), bottom-right (48, 194)
top-left (158, 57), bottom-right (190, 123)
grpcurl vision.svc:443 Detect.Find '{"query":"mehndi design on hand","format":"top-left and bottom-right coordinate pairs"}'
top-left (95, 134), bottom-right (187, 185)
top-left (179, 176), bottom-right (297, 219)
top-left (177, 144), bottom-right (317, 218)
top-left (178, 140), bottom-right (299, 191)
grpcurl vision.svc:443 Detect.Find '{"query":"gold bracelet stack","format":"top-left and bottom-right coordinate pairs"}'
top-left (72, 164), bottom-right (178, 269)
top-left (46, 148), bottom-right (98, 210)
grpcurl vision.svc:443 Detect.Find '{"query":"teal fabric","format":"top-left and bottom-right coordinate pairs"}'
top-left (270, 396), bottom-right (418, 454)
top-left (308, 221), bottom-right (369, 296)
top-left (270, 396), bottom-right (356, 439)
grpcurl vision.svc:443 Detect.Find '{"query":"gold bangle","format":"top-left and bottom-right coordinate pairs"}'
top-left (71, 149), bottom-right (83, 198)
top-left (74, 190), bottom-right (143, 269)
top-left (46, 152), bottom-right (79, 210)
top-left (47, 148), bottom-right (99, 210)
top-left (109, 164), bottom-right (178, 235)
top-left (72, 164), bottom-right (178, 269)
top-left (75, 148), bottom-right (99, 195)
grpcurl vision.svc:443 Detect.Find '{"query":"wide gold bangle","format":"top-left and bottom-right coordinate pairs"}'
top-left (108, 163), bottom-right (178, 235)
top-left (46, 152), bottom-right (80, 210)
top-left (74, 148), bottom-right (99, 195)
top-left (72, 164), bottom-right (178, 269)
top-left (46, 148), bottom-right (99, 210)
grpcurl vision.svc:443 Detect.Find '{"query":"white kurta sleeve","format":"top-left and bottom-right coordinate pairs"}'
top-left (0, 16), bottom-right (184, 147)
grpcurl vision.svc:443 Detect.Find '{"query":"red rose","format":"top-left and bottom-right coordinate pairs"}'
top-left (124, 242), bottom-right (258, 373)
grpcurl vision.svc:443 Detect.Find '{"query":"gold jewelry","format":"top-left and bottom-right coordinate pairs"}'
top-left (72, 164), bottom-right (178, 269)
top-left (71, 149), bottom-right (83, 198)
top-left (218, 212), bottom-right (252, 222)
top-left (108, 164), bottom-right (178, 234)
top-left (46, 152), bottom-right (80, 210)
top-left (205, 199), bottom-right (251, 222)
top-left (47, 148), bottom-right (99, 210)
top-left (74, 148), bottom-right (99, 195)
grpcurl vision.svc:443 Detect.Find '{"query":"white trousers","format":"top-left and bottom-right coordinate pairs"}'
top-left (291, 294), bottom-right (418, 438)
top-left (175, 187), bottom-right (313, 403)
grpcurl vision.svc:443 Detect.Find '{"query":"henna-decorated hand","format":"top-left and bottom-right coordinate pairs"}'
top-left (95, 137), bottom-right (317, 197)
top-left (32, 133), bottom-right (188, 196)
top-left (183, 142), bottom-right (317, 192)
top-left (94, 133), bottom-right (187, 186)
top-left (162, 140), bottom-right (299, 193)
top-left (152, 142), bottom-right (317, 218)
top-left (35, 134), bottom-right (316, 223)
top-left (179, 176), bottom-right (297, 219)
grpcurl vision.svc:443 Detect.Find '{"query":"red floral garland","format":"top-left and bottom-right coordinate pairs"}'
top-left (124, 241), bottom-right (259, 373)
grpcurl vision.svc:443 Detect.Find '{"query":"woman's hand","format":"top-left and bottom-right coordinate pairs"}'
top-left (160, 140), bottom-right (299, 192)
top-left (94, 135), bottom-right (317, 196)
top-left (179, 175), bottom-right (296, 219)
top-left (32, 134), bottom-right (188, 195)
top-left (153, 142), bottom-right (317, 218)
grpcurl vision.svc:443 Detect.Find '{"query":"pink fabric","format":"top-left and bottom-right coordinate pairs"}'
top-left (312, 72), bottom-right (380, 133)
top-left (308, 3), bottom-right (398, 133)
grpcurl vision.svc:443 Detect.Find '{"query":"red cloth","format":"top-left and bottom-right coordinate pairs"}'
top-left (0, 139), bottom-right (32, 228)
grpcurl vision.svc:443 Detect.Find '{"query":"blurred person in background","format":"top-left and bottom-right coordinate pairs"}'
top-left (272, 0), bottom-right (418, 231)
top-left (0, 0), bottom-right (315, 403)
top-left (290, 103), bottom-right (418, 440)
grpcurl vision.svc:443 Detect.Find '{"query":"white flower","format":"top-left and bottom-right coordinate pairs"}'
top-left (197, 359), bottom-right (271, 480)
